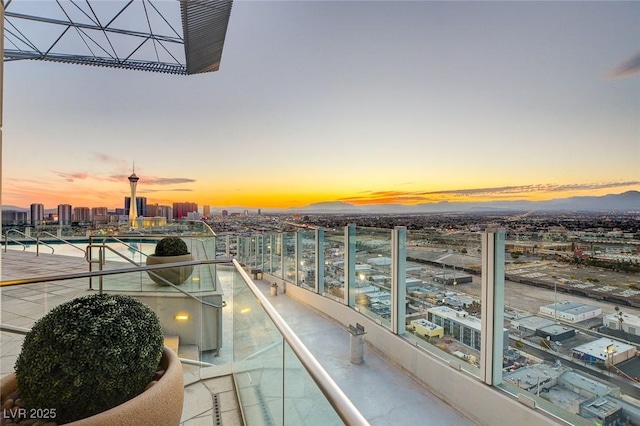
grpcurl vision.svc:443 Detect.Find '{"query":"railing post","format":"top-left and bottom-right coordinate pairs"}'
top-left (480, 230), bottom-right (505, 386)
top-left (391, 226), bottom-right (407, 335)
top-left (316, 228), bottom-right (324, 295)
top-left (344, 224), bottom-right (356, 307)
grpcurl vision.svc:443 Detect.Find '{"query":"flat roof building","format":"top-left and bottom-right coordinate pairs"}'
top-left (411, 319), bottom-right (444, 339)
top-left (512, 315), bottom-right (556, 334)
top-left (432, 272), bottom-right (473, 286)
top-left (572, 338), bottom-right (637, 367)
top-left (604, 311), bottom-right (640, 336)
top-left (428, 306), bottom-right (508, 352)
top-left (540, 301), bottom-right (602, 323)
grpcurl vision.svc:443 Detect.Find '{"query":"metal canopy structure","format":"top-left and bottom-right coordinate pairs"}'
top-left (3, 0), bottom-right (233, 75)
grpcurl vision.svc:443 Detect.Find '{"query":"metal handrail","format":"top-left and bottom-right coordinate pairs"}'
top-left (4, 229), bottom-right (55, 254)
top-left (232, 259), bottom-right (370, 426)
top-left (91, 235), bottom-right (149, 259)
top-left (0, 258), bottom-right (229, 287)
top-left (0, 323), bottom-right (30, 335)
top-left (37, 231), bottom-right (86, 255)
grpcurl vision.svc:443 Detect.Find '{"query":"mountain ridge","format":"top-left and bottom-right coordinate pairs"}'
top-left (3, 190), bottom-right (638, 215)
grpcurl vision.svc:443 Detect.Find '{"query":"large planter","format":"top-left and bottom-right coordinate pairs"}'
top-left (0, 346), bottom-right (184, 425)
top-left (146, 254), bottom-right (194, 286)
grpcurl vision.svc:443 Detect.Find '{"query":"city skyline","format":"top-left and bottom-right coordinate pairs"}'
top-left (3, 1), bottom-right (639, 210)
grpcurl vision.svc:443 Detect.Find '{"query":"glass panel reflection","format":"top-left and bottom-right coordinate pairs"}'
top-left (403, 230), bottom-right (483, 375)
top-left (354, 226), bottom-right (393, 328)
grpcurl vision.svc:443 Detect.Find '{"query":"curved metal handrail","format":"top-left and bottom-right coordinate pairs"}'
top-left (91, 235), bottom-right (149, 259)
top-left (38, 231), bottom-right (86, 255)
top-left (232, 259), bottom-right (370, 426)
top-left (4, 229), bottom-right (55, 254)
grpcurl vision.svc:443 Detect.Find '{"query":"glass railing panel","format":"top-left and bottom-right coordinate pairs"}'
top-left (354, 226), bottom-right (393, 328)
top-left (499, 230), bottom-right (640, 424)
top-left (262, 235), bottom-right (270, 273)
top-left (272, 234), bottom-right (283, 279)
top-left (283, 342), bottom-right (343, 425)
top-left (0, 262), bottom-right (226, 388)
top-left (297, 230), bottom-right (316, 291)
top-left (249, 235), bottom-right (262, 268)
top-left (403, 230), bottom-right (483, 376)
top-left (214, 236), bottom-right (228, 259)
top-left (283, 233), bottom-right (296, 283)
top-left (237, 237), bottom-right (248, 264)
top-left (97, 262), bottom-right (223, 375)
top-left (323, 229), bottom-right (345, 301)
top-left (231, 265), bottom-right (285, 425)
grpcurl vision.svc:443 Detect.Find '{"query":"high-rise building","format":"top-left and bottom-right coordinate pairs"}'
top-left (2, 210), bottom-right (28, 226)
top-left (73, 207), bottom-right (91, 224)
top-left (30, 203), bottom-right (44, 226)
top-left (147, 203), bottom-right (159, 217)
top-left (124, 197), bottom-right (147, 218)
top-left (91, 207), bottom-right (109, 224)
top-left (222, 210), bottom-right (228, 217)
top-left (128, 166), bottom-right (139, 226)
top-left (203, 205), bottom-right (211, 218)
top-left (57, 204), bottom-right (72, 225)
top-left (173, 202), bottom-right (198, 219)
top-left (158, 205), bottom-right (173, 221)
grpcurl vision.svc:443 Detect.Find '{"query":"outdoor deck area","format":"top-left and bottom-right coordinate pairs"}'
top-left (0, 250), bottom-right (474, 425)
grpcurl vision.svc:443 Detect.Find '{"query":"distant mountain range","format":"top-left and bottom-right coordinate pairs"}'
top-left (282, 190), bottom-right (640, 214)
top-left (3, 190), bottom-right (639, 215)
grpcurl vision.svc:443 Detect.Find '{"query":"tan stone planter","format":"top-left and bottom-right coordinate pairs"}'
top-left (1, 346), bottom-right (184, 425)
top-left (146, 254), bottom-right (194, 285)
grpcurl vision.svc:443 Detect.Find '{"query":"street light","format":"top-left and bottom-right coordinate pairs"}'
top-left (554, 280), bottom-right (557, 323)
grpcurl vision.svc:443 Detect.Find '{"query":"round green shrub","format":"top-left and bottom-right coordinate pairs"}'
top-left (15, 294), bottom-right (164, 424)
top-left (154, 236), bottom-right (189, 256)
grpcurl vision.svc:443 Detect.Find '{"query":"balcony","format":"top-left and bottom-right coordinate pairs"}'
top-left (0, 234), bottom-right (464, 425)
top-left (3, 227), bottom-right (639, 425)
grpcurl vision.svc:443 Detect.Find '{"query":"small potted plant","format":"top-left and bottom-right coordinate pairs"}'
top-left (145, 236), bottom-right (194, 285)
top-left (0, 294), bottom-right (184, 425)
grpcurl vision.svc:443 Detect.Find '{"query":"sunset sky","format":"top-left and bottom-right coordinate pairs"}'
top-left (2, 1), bottom-right (639, 212)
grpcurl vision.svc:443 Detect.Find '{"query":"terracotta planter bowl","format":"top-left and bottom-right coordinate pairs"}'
top-left (0, 346), bottom-right (184, 425)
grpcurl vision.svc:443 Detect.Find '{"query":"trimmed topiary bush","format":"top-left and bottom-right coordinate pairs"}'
top-left (154, 237), bottom-right (189, 256)
top-left (15, 294), bottom-right (164, 424)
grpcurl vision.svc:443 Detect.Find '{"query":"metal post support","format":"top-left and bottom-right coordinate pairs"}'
top-left (480, 230), bottom-right (505, 386)
top-left (347, 323), bottom-right (366, 364)
top-left (315, 228), bottom-right (325, 295)
top-left (391, 226), bottom-right (407, 335)
top-left (344, 224), bottom-right (356, 307)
